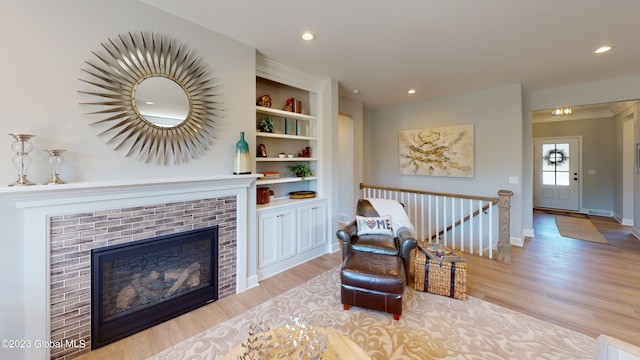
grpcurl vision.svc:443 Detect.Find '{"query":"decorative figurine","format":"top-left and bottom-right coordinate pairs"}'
top-left (256, 94), bottom-right (272, 108)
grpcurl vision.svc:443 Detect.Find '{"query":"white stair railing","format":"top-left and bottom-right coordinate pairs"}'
top-left (360, 183), bottom-right (513, 263)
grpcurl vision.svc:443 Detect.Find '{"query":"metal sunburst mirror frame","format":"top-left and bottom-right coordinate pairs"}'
top-left (79, 32), bottom-right (221, 164)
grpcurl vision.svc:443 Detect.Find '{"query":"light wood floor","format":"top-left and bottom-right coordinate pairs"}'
top-left (80, 211), bottom-right (640, 359)
top-left (466, 210), bottom-right (640, 346)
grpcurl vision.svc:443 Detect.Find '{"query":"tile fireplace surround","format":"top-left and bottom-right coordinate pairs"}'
top-left (0, 175), bottom-right (259, 360)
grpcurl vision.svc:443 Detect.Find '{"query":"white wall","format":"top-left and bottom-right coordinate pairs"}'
top-left (1, 1), bottom-right (255, 186)
top-left (524, 74), bottom-right (640, 235)
top-left (366, 84), bottom-right (524, 241)
top-left (636, 105), bottom-right (640, 237)
top-left (0, 2), bottom-right (256, 358)
top-left (337, 114), bottom-right (354, 219)
top-left (613, 105), bottom-right (636, 225)
top-left (338, 96), bottom-right (365, 221)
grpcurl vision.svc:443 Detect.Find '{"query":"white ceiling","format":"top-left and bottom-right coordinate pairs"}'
top-left (140, 0), bottom-right (640, 109)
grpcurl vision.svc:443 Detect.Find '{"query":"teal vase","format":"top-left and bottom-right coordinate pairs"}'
top-left (233, 131), bottom-right (251, 174)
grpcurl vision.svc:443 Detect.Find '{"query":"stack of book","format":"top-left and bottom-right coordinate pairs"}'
top-left (285, 97), bottom-right (303, 113)
top-left (262, 171), bottom-right (280, 180)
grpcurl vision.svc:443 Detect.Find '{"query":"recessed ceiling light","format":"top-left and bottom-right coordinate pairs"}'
top-left (594, 45), bottom-right (613, 54)
top-left (408, 89), bottom-right (416, 94)
top-left (352, 89), bottom-right (360, 94)
top-left (301, 32), bottom-right (316, 41)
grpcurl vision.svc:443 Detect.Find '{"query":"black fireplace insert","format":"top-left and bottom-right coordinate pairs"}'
top-left (91, 226), bottom-right (218, 349)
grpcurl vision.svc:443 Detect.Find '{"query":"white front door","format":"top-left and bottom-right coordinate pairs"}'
top-left (534, 137), bottom-right (580, 211)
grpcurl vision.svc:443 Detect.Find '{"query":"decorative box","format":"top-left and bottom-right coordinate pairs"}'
top-left (413, 245), bottom-right (467, 300)
top-left (257, 187), bottom-right (270, 204)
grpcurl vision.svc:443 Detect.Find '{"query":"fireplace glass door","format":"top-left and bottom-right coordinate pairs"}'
top-left (91, 226), bottom-right (218, 349)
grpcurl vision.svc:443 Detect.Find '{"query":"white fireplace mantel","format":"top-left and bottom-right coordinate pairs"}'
top-left (0, 175), bottom-right (259, 205)
top-left (0, 175), bottom-right (260, 360)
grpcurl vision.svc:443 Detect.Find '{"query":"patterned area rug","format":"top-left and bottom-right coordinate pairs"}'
top-left (555, 215), bottom-right (609, 244)
top-left (149, 267), bottom-right (596, 360)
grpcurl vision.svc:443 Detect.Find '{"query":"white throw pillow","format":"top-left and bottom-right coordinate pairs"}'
top-left (356, 215), bottom-right (393, 236)
top-left (366, 198), bottom-right (416, 237)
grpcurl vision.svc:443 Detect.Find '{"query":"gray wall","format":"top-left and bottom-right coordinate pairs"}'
top-left (533, 118), bottom-right (616, 213)
top-left (365, 84), bottom-right (524, 241)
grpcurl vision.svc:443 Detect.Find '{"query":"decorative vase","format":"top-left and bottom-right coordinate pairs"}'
top-left (44, 149), bottom-right (67, 185)
top-left (8, 133), bottom-right (36, 187)
top-left (233, 132), bottom-right (251, 174)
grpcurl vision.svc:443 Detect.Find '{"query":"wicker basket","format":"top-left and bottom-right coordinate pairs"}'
top-left (288, 191), bottom-right (316, 199)
top-left (413, 247), bottom-right (467, 300)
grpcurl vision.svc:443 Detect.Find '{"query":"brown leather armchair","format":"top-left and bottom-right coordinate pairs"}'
top-left (336, 199), bottom-right (417, 282)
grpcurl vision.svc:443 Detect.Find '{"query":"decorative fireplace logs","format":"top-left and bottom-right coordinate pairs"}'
top-left (115, 262), bottom-right (201, 310)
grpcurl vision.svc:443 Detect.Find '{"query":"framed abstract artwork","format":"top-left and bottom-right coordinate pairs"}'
top-left (399, 124), bottom-right (474, 177)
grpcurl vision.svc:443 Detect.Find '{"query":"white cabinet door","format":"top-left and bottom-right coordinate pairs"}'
top-left (312, 201), bottom-right (328, 247)
top-left (298, 201), bottom-right (328, 254)
top-left (258, 211), bottom-right (280, 268)
top-left (279, 208), bottom-right (297, 260)
top-left (258, 207), bottom-right (297, 269)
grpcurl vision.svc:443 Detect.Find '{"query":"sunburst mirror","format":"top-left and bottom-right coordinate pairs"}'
top-left (79, 32), bottom-right (221, 164)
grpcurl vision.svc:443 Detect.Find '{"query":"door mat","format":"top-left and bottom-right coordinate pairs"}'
top-left (555, 216), bottom-right (609, 244)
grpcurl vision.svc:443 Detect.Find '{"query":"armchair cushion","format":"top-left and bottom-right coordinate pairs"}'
top-left (356, 215), bottom-right (393, 236)
top-left (351, 233), bottom-right (399, 256)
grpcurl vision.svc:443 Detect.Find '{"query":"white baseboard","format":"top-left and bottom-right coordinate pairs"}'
top-left (612, 212), bottom-right (634, 226)
top-left (245, 275), bottom-right (260, 290)
top-left (510, 236), bottom-right (524, 247)
top-left (620, 218), bottom-right (634, 226)
top-left (511, 227), bottom-right (534, 247)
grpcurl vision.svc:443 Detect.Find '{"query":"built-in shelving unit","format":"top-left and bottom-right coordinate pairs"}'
top-left (255, 76), bottom-right (318, 202)
top-left (254, 57), bottom-right (330, 280)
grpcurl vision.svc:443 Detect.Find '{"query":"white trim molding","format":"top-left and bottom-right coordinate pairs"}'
top-left (0, 175), bottom-right (259, 359)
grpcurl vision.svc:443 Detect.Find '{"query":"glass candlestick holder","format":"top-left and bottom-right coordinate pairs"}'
top-left (44, 149), bottom-right (67, 185)
top-left (8, 133), bottom-right (36, 187)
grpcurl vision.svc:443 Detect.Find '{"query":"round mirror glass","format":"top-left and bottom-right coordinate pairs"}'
top-left (134, 77), bottom-right (190, 128)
